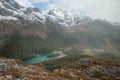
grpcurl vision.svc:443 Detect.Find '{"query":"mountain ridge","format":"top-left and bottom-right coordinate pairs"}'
top-left (0, 0), bottom-right (110, 27)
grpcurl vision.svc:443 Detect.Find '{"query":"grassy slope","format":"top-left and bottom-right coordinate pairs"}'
top-left (0, 20), bottom-right (68, 60)
top-left (0, 19), bottom-right (120, 63)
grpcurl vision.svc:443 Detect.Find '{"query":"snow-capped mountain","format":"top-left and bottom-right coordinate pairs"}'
top-left (0, 0), bottom-right (46, 23)
top-left (47, 9), bottom-right (74, 26)
top-left (0, 0), bottom-right (89, 26)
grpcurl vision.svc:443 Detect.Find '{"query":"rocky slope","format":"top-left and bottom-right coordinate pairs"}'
top-left (0, 57), bottom-right (119, 80)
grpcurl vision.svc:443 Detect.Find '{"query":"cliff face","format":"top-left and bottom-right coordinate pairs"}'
top-left (0, 57), bottom-right (119, 80)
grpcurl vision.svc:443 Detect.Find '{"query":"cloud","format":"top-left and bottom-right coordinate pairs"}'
top-left (15, 0), bottom-right (32, 7)
top-left (15, 0), bottom-right (50, 7)
top-left (47, 0), bottom-right (120, 23)
top-left (30, 0), bottom-right (50, 4)
top-left (15, 0), bottom-right (120, 23)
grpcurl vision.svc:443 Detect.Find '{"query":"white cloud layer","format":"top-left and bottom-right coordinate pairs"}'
top-left (15, 0), bottom-right (120, 23)
top-left (48, 0), bottom-right (120, 23)
top-left (15, 0), bottom-right (32, 7)
top-left (30, 0), bottom-right (50, 4)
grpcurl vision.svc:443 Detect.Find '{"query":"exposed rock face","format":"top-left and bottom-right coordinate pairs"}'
top-left (75, 58), bottom-right (93, 66)
top-left (0, 58), bottom-right (66, 80)
top-left (63, 58), bottom-right (120, 80)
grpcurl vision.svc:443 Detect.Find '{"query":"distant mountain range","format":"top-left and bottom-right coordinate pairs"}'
top-left (0, 0), bottom-right (99, 26)
top-left (0, 0), bottom-right (120, 61)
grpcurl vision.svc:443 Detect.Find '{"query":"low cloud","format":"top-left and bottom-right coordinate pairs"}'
top-left (15, 0), bottom-right (120, 23)
top-left (15, 0), bottom-right (32, 7)
top-left (30, 0), bottom-right (50, 4)
top-left (48, 0), bottom-right (120, 23)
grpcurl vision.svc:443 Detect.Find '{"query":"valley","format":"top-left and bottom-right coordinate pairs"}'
top-left (0, 0), bottom-right (120, 80)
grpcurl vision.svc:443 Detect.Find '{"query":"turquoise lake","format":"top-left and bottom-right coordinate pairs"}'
top-left (25, 54), bottom-right (65, 64)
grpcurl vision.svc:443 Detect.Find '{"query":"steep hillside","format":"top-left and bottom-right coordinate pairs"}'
top-left (0, 20), bottom-right (67, 60)
top-left (65, 19), bottom-right (120, 62)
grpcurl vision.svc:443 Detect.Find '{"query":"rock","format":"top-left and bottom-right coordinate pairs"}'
top-left (75, 58), bottom-right (93, 66)
top-left (0, 58), bottom-right (119, 80)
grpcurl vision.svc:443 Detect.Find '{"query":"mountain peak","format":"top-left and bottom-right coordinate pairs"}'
top-left (0, 0), bottom-right (93, 26)
top-left (48, 8), bottom-right (65, 18)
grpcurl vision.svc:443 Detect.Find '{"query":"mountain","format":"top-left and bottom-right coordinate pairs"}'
top-left (0, 0), bottom-right (74, 26)
top-left (0, 0), bottom-right (93, 26)
top-left (47, 8), bottom-right (74, 26)
top-left (0, 0), bottom-right (120, 61)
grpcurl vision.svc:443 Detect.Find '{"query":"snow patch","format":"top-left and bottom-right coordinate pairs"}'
top-left (58, 22), bottom-right (68, 26)
top-left (33, 12), bottom-right (46, 23)
top-left (0, 2), bottom-right (4, 8)
top-left (53, 9), bottom-right (65, 18)
top-left (0, 15), bottom-right (18, 20)
top-left (0, 2), bottom-right (2, 6)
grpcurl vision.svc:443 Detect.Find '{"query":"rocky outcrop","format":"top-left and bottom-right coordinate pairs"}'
top-left (63, 58), bottom-right (120, 80)
top-left (0, 58), bottom-right (119, 80)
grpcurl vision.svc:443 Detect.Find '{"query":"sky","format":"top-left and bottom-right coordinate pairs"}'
top-left (15, 0), bottom-right (120, 23)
